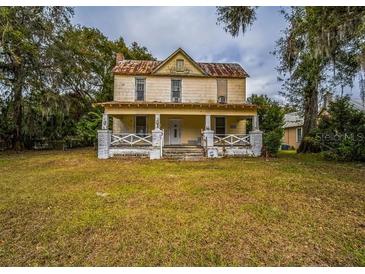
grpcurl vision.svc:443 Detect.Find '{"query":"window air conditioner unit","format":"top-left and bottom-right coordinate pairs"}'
top-left (218, 96), bottom-right (226, 104)
top-left (172, 97), bottom-right (180, 103)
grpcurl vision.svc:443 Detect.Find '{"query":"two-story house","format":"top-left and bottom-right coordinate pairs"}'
top-left (97, 48), bottom-right (262, 159)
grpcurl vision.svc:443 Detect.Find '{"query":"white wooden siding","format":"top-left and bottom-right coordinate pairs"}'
top-left (114, 75), bottom-right (246, 104)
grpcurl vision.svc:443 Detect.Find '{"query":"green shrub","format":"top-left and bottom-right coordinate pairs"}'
top-left (316, 96), bottom-right (365, 162)
top-left (247, 94), bottom-right (285, 156)
top-left (263, 129), bottom-right (283, 156)
top-left (323, 137), bottom-right (365, 162)
top-left (76, 110), bottom-right (102, 146)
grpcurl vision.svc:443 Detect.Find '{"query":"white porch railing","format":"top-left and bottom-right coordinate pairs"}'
top-left (111, 133), bottom-right (152, 146)
top-left (214, 134), bottom-right (250, 146)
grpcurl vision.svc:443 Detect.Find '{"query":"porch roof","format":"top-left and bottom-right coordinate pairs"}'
top-left (95, 101), bottom-right (257, 117)
top-left (95, 101), bottom-right (256, 110)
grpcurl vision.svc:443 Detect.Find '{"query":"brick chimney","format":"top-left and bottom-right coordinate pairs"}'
top-left (116, 53), bottom-right (124, 63)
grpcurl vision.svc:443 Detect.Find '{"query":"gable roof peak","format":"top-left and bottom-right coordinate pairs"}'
top-left (151, 47), bottom-right (207, 75)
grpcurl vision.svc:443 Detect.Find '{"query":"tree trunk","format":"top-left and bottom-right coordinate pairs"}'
top-left (12, 68), bottom-right (24, 151)
top-left (298, 85), bottom-right (318, 153)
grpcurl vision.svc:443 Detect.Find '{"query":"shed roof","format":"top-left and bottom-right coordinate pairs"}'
top-left (350, 99), bottom-right (365, 112)
top-left (284, 112), bottom-right (304, 128)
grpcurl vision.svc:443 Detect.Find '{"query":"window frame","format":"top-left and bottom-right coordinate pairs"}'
top-left (135, 77), bottom-right (146, 101)
top-left (217, 79), bottom-right (228, 103)
top-left (215, 117), bottom-right (226, 135)
top-left (176, 59), bottom-right (184, 72)
top-left (296, 127), bottom-right (303, 143)
top-left (171, 79), bottom-right (182, 102)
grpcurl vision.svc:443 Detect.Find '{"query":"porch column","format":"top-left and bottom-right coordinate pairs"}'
top-left (252, 115), bottom-right (259, 131)
top-left (249, 115), bottom-right (262, 157)
top-left (203, 114), bottom-right (218, 158)
top-left (98, 113), bottom-right (111, 159)
top-left (102, 113), bottom-right (109, 130)
top-left (205, 114), bottom-right (211, 130)
top-left (151, 113), bottom-right (163, 160)
top-left (154, 113), bottom-right (161, 129)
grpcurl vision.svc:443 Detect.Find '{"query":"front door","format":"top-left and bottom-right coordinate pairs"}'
top-left (169, 119), bottom-right (181, 145)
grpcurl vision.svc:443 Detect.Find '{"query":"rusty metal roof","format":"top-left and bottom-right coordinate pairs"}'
top-left (112, 60), bottom-right (161, 75)
top-left (198, 62), bottom-right (248, 78)
top-left (112, 60), bottom-right (249, 78)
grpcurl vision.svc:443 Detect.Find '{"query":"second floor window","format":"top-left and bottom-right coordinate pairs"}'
top-left (171, 79), bottom-right (182, 102)
top-left (135, 78), bottom-right (145, 101)
top-left (217, 79), bottom-right (227, 103)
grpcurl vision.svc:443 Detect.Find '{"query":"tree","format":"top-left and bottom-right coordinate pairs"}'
top-left (275, 7), bottom-right (365, 152)
top-left (0, 7), bottom-right (155, 150)
top-left (315, 96), bottom-right (365, 161)
top-left (52, 28), bottom-right (154, 103)
top-left (128, 41), bottom-right (156, 61)
top-left (360, 72), bottom-right (365, 107)
top-left (216, 7), bottom-right (257, 37)
top-left (48, 28), bottom-right (154, 145)
top-left (0, 7), bottom-right (73, 149)
top-left (217, 7), bottom-right (365, 153)
top-left (247, 94), bottom-right (285, 156)
top-left (76, 110), bottom-right (102, 146)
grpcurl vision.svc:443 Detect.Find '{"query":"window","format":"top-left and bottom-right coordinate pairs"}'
top-left (171, 79), bottom-right (182, 102)
top-left (296, 127), bottom-right (303, 143)
top-left (215, 117), bottom-right (226, 135)
top-left (176, 59), bottom-right (184, 72)
top-left (217, 79), bottom-right (227, 103)
top-left (135, 78), bottom-right (145, 101)
top-left (135, 116), bottom-right (147, 135)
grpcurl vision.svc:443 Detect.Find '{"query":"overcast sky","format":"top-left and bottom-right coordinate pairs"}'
top-left (71, 6), bottom-right (362, 102)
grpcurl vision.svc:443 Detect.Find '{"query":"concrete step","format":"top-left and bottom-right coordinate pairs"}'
top-left (163, 148), bottom-right (203, 152)
top-left (163, 146), bottom-right (203, 149)
top-left (163, 150), bottom-right (203, 153)
top-left (164, 154), bottom-right (203, 158)
top-left (163, 148), bottom-right (204, 152)
top-left (163, 146), bottom-right (205, 160)
top-left (166, 156), bottom-right (206, 161)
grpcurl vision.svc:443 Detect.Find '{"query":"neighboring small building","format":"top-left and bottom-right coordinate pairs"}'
top-left (282, 112), bottom-right (303, 150)
top-left (319, 96), bottom-right (365, 121)
top-left (350, 99), bottom-right (365, 112)
top-left (96, 48), bottom-right (262, 159)
top-left (282, 97), bottom-right (363, 150)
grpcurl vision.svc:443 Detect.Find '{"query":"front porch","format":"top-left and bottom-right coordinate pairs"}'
top-left (96, 101), bottom-right (262, 159)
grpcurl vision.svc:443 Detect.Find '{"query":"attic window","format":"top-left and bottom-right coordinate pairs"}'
top-left (176, 59), bottom-right (184, 72)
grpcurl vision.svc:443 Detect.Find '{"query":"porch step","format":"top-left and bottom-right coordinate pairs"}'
top-left (163, 146), bottom-right (205, 160)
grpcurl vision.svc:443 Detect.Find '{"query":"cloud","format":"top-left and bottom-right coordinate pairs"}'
top-left (72, 6), bottom-right (287, 100)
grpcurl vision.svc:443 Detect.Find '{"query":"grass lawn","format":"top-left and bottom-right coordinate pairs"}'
top-left (0, 148), bottom-right (364, 266)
